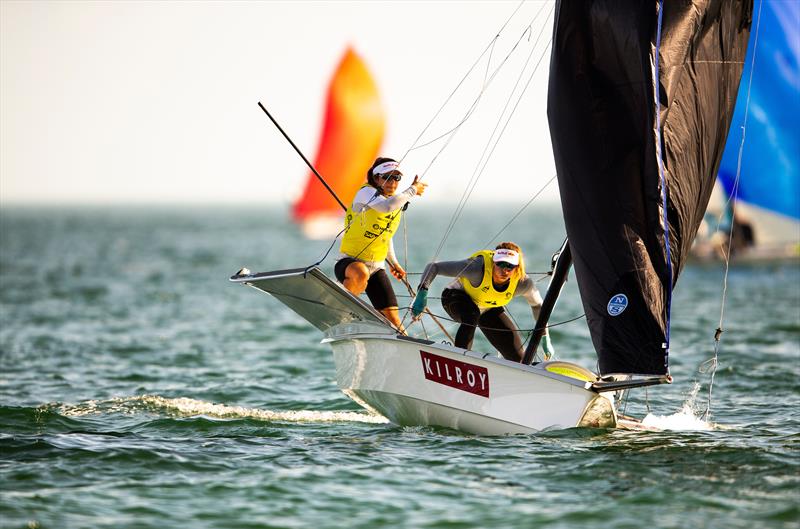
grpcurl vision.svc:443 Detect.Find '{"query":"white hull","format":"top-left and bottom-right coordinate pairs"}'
top-left (325, 323), bottom-right (616, 434)
top-left (231, 267), bottom-right (662, 435)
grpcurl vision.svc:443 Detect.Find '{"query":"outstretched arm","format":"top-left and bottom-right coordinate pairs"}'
top-left (417, 258), bottom-right (482, 291)
top-left (353, 187), bottom-right (417, 213)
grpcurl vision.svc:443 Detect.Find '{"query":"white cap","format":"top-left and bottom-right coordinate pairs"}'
top-left (492, 248), bottom-right (520, 266)
top-left (373, 161), bottom-right (400, 176)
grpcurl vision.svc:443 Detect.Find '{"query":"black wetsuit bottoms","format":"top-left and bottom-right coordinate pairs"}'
top-left (441, 288), bottom-right (523, 362)
top-left (334, 258), bottom-right (398, 311)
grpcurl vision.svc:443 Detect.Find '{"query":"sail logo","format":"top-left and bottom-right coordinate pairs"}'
top-left (607, 293), bottom-right (628, 316)
top-left (420, 351), bottom-right (489, 397)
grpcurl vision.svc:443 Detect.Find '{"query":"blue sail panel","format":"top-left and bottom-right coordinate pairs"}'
top-left (719, 0), bottom-right (800, 220)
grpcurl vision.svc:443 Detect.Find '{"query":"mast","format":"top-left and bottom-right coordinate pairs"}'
top-left (522, 240), bottom-right (572, 365)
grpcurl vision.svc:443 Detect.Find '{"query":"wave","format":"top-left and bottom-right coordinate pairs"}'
top-left (55, 395), bottom-right (389, 424)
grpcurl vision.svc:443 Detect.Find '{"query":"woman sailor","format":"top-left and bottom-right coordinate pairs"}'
top-left (335, 157), bottom-right (428, 332)
top-left (411, 242), bottom-right (554, 362)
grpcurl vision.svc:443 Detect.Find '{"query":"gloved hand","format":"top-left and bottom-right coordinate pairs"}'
top-left (411, 288), bottom-right (428, 319)
top-left (541, 333), bottom-right (555, 361)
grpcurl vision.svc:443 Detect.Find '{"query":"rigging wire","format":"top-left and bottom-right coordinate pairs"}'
top-left (404, 29), bottom-right (554, 328)
top-left (329, 2), bottom-right (539, 272)
top-left (414, 7), bottom-right (552, 183)
top-left (398, 0), bottom-right (528, 164)
top-left (405, 308), bottom-right (585, 334)
top-left (334, 2), bottom-right (552, 274)
top-left (481, 175), bottom-right (557, 249)
top-left (430, 6), bottom-right (555, 262)
top-left (702, 0), bottom-right (764, 421)
top-left (310, 2), bottom-right (557, 345)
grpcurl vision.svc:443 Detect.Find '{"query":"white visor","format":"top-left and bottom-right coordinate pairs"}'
top-left (373, 161), bottom-right (400, 176)
top-left (492, 248), bottom-right (520, 266)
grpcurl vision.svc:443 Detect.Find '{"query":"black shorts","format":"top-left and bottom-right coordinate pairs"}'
top-left (334, 258), bottom-right (398, 311)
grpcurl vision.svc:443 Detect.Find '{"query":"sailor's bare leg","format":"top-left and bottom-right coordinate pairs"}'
top-left (380, 306), bottom-right (405, 334)
top-left (343, 261), bottom-right (369, 295)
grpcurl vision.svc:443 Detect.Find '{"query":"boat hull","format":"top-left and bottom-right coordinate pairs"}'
top-left (326, 327), bottom-right (616, 435)
top-left (231, 267), bottom-right (621, 435)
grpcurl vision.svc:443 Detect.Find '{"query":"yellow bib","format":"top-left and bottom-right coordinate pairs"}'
top-left (340, 186), bottom-right (403, 262)
top-left (459, 250), bottom-right (519, 309)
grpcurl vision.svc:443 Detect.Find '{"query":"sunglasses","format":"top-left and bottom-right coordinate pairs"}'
top-left (495, 262), bottom-right (517, 271)
top-left (376, 173), bottom-right (402, 182)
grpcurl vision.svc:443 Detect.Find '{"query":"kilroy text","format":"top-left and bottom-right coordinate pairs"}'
top-left (419, 351), bottom-right (489, 397)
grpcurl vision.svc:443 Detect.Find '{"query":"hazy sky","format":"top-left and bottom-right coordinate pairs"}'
top-left (1, 1), bottom-right (559, 205)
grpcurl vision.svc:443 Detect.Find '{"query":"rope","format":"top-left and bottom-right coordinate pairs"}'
top-left (703, 0), bottom-right (764, 421)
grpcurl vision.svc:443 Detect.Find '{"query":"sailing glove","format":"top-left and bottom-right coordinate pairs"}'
top-left (411, 288), bottom-right (428, 318)
top-left (541, 334), bottom-right (554, 361)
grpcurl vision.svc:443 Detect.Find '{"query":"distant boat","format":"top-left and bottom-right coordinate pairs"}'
top-left (234, 1), bottom-right (752, 434)
top-left (291, 47), bottom-right (385, 239)
top-left (695, 0), bottom-right (799, 262)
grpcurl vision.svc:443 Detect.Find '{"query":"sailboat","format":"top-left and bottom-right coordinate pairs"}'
top-left (695, 0), bottom-right (799, 262)
top-left (233, 1), bottom-right (752, 434)
top-left (292, 47), bottom-right (385, 239)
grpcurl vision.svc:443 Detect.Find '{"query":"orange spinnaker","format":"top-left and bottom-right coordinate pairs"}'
top-left (292, 47), bottom-right (385, 222)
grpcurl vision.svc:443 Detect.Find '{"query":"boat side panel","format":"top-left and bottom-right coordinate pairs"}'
top-left (331, 337), bottom-right (615, 432)
top-left (345, 389), bottom-right (538, 435)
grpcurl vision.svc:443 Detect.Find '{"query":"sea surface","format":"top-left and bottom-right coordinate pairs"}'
top-left (1, 205), bottom-right (798, 529)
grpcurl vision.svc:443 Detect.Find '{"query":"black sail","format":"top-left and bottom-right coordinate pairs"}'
top-left (547, 1), bottom-right (752, 375)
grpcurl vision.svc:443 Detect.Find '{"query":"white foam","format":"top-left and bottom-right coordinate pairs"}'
top-left (640, 382), bottom-right (715, 431)
top-left (640, 407), bottom-right (713, 431)
top-left (57, 395), bottom-right (389, 424)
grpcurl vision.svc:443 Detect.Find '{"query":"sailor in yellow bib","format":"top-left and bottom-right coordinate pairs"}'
top-left (340, 190), bottom-right (403, 263)
top-left (334, 157), bottom-right (428, 332)
top-left (411, 242), bottom-right (554, 362)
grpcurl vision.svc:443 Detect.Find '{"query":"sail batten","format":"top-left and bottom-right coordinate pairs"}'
top-left (548, 0), bottom-right (752, 376)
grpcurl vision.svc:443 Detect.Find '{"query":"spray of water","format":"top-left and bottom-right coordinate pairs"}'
top-left (640, 382), bottom-right (714, 431)
top-left (55, 395), bottom-right (389, 425)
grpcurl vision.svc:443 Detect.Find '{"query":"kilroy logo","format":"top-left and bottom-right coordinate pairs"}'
top-left (419, 351), bottom-right (489, 397)
top-left (607, 293), bottom-right (628, 316)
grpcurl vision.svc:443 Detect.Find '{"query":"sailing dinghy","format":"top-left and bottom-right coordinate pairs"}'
top-left (234, 1), bottom-right (752, 434)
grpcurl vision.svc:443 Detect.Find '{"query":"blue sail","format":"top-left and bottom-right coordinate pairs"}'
top-left (718, 0), bottom-right (800, 221)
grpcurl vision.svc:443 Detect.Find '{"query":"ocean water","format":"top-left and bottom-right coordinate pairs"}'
top-left (1, 205), bottom-right (798, 529)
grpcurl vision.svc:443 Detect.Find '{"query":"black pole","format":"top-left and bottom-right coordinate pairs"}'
top-left (257, 101), bottom-right (347, 212)
top-left (522, 240), bottom-right (572, 365)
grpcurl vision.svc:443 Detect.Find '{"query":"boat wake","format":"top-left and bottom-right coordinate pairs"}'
top-left (640, 383), bottom-right (714, 431)
top-left (54, 395), bottom-right (390, 424)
